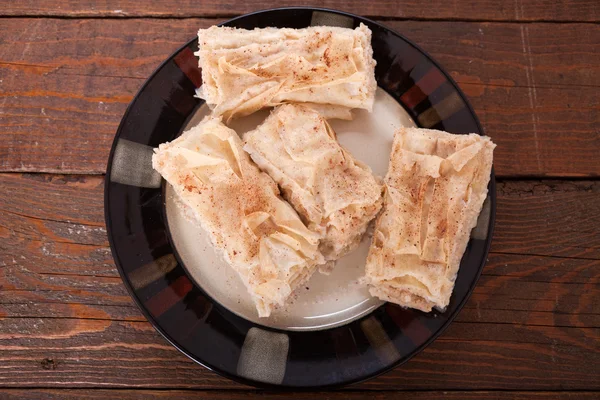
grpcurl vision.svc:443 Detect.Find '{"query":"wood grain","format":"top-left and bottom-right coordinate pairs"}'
top-left (0, 389), bottom-right (598, 399)
top-left (0, 316), bottom-right (597, 390)
top-left (0, 174), bottom-right (598, 389)
top-left (492, 180), bottom-right (600, 259)
top-left (0, 19), bottom-right (598, 177)
top-left (3, 251), bottom-right (597, 325)
top-left (3, 174), bottom-right (599, 261)
top-left (1, 0), bottom-right (598, 22)
top-left (1, 1), bottom-right (598, 396)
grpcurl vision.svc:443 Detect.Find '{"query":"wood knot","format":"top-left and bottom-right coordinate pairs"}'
top-left (41, 358), bottom-right (58, 370)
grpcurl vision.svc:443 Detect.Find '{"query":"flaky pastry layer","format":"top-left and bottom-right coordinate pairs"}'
top-left (152, 116), bottom-right (324, 317)
top-left (244, 104), bottom-right (383, 261)
top-left (364, 127), bottom-right (495, 312)
top-left (196, 24), bottom-right (377, 121)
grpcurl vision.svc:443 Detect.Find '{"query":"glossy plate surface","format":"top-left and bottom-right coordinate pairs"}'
top-left (105, 7), bottom-right (496, 389)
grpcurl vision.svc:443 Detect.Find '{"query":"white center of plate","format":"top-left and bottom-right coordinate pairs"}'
top-left (165, 87), bottom-right (416, 331)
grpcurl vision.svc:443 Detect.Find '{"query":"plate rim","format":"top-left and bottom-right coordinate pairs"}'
top-left (104, 6), bottom-right (496, 389)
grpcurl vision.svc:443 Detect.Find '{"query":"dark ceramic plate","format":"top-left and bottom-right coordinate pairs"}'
top-left (105, 7), bottom-right (496, 389)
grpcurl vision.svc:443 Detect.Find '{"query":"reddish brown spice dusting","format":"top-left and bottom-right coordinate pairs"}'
top-left (323, 48), bottom-right (331, 67)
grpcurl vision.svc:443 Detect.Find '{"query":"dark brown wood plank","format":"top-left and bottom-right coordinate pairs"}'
top-left (0, 389), bottom-right (598, 399)
top-left (0, 317), bottom-right (242, 389)
top-left (492, 181), bottom-right (600, 259)
top-left (3, 248), bottom-right (598, 327)
top-left (0, 317), bottom-right (597, 390)
top-left (1, 0), bottom-right (598, 22)
top-left (0, 19), bottom-right (598, 177)
top-left (0, 174), bottom-right (599, 389)
top-left (2, 19), bottom-right (597, 87)
top-left (2, 174), bottom-right (599, 262)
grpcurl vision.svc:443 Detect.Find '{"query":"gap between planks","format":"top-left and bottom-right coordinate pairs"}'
top-left (1, 14), bottom-right (600, 24)
top-left (0, 14), bottom-right (600, 25)
top-left (2, 171), bottom-right (600, 181)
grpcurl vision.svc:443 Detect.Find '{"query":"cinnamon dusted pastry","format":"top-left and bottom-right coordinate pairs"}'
top-left (196, 24), bottom-right (376, 121)
top-left (244, 104), bottom-right (383, 262)
top-left (152, 116), bottom-right (324, 317)
top-left (364, 127), bottom-right (495, 312)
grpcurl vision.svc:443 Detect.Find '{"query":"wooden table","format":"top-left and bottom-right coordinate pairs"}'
top-left (1, 1), bottom-right (598, 399)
